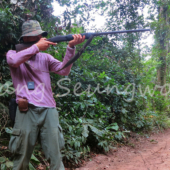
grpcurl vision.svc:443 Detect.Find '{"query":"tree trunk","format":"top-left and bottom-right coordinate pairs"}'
top-left (157, 6), bottom-right (168, 94)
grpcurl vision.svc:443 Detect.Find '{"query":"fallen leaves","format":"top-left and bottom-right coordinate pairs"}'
top-left (95, 161), bottom-right (101, 164)
top-left (103, 165), bottom-right (109, 169)
top-left (37, 164), bottom-right (46, 170)
top-left (150, 139), bottom-right (158, 144)
top-left (0, 146), bottom-right (7, 150)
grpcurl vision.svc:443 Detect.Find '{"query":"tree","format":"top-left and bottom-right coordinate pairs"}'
top-left (154, 1), bottom-right (170, 93)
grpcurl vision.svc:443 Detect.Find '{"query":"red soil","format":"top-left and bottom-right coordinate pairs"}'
top-left (75, 129), bottom-right (170, 170)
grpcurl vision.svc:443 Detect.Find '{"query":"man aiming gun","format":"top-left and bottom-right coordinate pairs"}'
top-left (6, 19), bottom-right (85, 170)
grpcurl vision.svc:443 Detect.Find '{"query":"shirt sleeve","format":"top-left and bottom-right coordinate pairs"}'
top-left (48, 45), bottom-right (76, 76)
top-left (6, 45), bottom-right (39, 68)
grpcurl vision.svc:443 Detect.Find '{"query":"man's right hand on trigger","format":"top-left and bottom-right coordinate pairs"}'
top-left (35, 38), bottom-right (57, 51)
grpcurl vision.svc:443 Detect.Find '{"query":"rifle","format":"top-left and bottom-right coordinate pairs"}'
top-left (15, 28), bottom-right (150, 71)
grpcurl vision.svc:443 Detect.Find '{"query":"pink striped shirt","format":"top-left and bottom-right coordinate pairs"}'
top-left (6, 44), bottom-right (75, 107)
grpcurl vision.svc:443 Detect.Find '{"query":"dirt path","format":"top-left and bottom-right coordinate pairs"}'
top-left (75, 129), bottom-right (170, 170)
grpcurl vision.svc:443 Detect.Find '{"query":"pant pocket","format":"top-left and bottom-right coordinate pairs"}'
top-left (58, 125), bottom-right (65, 150)
top-left (8, 129), bottom-right (23, 154)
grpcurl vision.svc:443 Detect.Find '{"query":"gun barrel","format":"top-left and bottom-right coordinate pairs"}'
top-left (94, 29), bottom-right (150, 36)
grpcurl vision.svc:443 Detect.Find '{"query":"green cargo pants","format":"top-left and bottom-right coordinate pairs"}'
top-left (8, 104), bottom-right (65, 170)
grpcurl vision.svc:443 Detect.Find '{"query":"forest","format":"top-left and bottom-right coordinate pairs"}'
top-left (1, 0), bottom-right (170, 169)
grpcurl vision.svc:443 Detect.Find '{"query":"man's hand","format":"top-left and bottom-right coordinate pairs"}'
top-left (68, 34), bottom-right (85, 48)
top-left (35, 38), bottom-right (57, 51)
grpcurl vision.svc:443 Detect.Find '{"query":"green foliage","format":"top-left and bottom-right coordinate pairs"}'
top-left (47, 25), bottom-right (156, 162)
top-left (0, 156), bottom-right (13, 170)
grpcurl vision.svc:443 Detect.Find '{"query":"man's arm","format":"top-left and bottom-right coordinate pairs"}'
top-left (47, 45), bottom-right (76, 76)
top-left (6, 45), bottom-right (39, 68)
top-left (37, 34), bottom-right (85, 75)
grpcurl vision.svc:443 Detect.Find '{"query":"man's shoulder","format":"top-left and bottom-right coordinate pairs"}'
top-left (7, 49), bottom-right (16, 54)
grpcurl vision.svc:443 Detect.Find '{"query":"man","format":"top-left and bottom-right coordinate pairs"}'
top-left (6, 20), bottom-right (85, 170)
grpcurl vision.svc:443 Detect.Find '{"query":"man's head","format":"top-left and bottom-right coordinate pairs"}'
top-left (20, 20), bottom-right (47, 43)
top-left (23, 35), bottom-right (42, 43)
